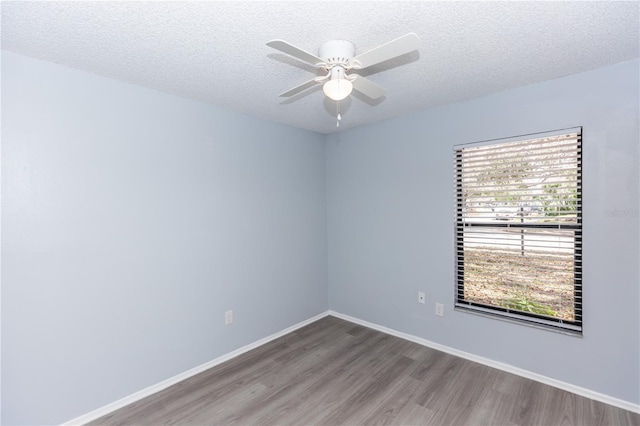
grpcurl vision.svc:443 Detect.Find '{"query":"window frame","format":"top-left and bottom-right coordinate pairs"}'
top-left (453, 127), bottom-right (582, 334)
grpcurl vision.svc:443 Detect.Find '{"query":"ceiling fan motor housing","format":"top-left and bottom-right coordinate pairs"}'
top-left (318, 40), bottom-right (355, 66)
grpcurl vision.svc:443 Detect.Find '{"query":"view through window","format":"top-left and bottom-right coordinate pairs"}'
top-left (454, 128), bottom-right (582, 332)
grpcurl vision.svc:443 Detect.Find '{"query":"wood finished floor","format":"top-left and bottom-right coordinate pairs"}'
top-left (92, 316), bottom-right (639, 425)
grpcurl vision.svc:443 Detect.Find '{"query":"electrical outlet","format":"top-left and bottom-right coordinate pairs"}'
top-left (225, 310), bottom-right (233, 325)
top-left (435, 303), bottom-right (444, 317)
top-left (418, 292), bottom-right (425, 304)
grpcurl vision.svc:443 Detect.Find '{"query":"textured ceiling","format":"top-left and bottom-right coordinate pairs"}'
top-left (2, 1), bottom-right (639, 134)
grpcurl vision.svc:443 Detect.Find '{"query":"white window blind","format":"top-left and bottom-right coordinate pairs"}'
top-left (454, 128), bottom-right (582, 333)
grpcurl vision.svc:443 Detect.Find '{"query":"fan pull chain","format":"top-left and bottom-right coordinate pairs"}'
top-left (336, 102), bottom-right (342, 127)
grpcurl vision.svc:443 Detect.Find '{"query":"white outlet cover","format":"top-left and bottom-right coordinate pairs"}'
top-left (435, 303), bottom-right (444, 317)
top-left (418, 292), bottom-right (426, 304)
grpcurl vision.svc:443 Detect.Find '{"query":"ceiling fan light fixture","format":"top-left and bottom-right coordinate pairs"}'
top-left (323, 66), bottom-right (353, 101)
top-left (323, 78), bottom-right (353, 101)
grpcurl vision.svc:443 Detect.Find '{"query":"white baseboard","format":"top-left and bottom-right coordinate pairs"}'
top-left (328, 310), bottom-right (640, 414)
top-left (63, 311), bottom-right (330, 425)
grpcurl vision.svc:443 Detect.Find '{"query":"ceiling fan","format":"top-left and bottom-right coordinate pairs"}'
top-left (266, 33), bottom-right (421, 105)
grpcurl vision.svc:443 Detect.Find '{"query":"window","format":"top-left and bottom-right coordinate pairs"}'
top-left (454, 128), bottom-right (582, 333)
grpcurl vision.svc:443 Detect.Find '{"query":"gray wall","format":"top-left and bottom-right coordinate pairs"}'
top-left (1, 52), bottom-right (328, 425)
top-left (326, 59), bottom-right (639, 405)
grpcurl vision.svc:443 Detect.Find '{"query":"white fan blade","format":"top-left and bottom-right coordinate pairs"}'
top-left (350, 33), bottom-right (420, 69)
top-left (351, 75), bottom-right (386, 99)
top-left (278, 78), bottom-right (320, 97)
top-left (267, 40), bottom-right (324, 66)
